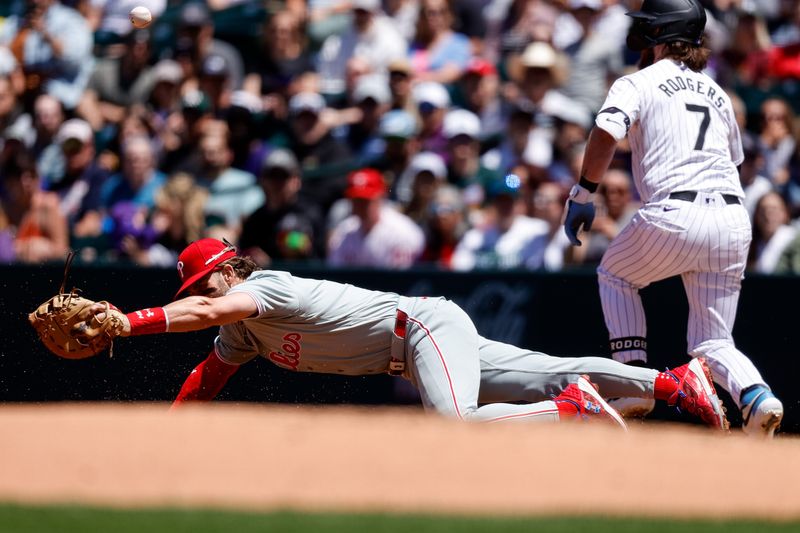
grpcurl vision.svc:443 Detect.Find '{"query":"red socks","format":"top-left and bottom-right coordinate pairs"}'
top-left (555, 399), bottom-right (580, 418)
top-left (654, 371), bottom-right (679, 401)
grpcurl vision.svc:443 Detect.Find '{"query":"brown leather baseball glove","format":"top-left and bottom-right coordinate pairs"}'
top-left (28, 292), bottom-right (125, 359)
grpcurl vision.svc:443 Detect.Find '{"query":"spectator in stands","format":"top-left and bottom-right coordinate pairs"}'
top-left (198, 53), bottom-right (234, 114)
top-left (328, 168), bottom-right (425, 268)
top-left (397, 151), bottom-right (448, 224)
top-left (739, 135), bottom-right (773, 221)
top-left (171, 2), bottom-right (245, 90)
top-left (757, 97), bottom-right (795, 187)
top-left (31, 93), bottom-right (64, 158)
top-left (118, 172), bottom-right (208, 267)
top-left (568, 169), bottom-right (638, 267)
top-left (44, 119), bottom-right (108, 229)
top-left (225, 90), bottom-right (266, 175)
top-left (366, 109), bottom-right (420, 190)
top-left (129, 171), bottom-right (208, 266)
top-left (451, 173), bottom-right (549, 270)
top-left (160, 89), bottom-right (214, 175)
top-left (522, 181), bottom-right (570, 271)
top-left (0, 0), bottom-right (94, 110)
top-left (561, 0), bottom-right (624, 114)
top-left (419, 184), bottom-right (467, 268)
top-left (408, 0), bottom-right (472, 84)
top-left (0, 73), bottom-right (29, 142)
top-left (246, 10), bottom-right (314, 104)
top-left (455, 58), bottom-right (505, 142)
top-left (509, 41), bottom-right (586, 142)
top-left (387, 58), bottom-right (417, 116)
top-left (492, 103), bottom-right (535, 175)
top-left (196, 133), bottom-right (264, 243)
top-left (100, 135), bottom-right (166, 212)
top-left (0, 147), bottom-right (68, 263)
top-left (487, 0), bottom-right (559, 61)
top-left (412, 81), bottom-right (450, 159)
top-left (145, 59), bottom-right (184, 134)
top-left (286, 91), bottom-right (353, 214)
top-left (79, 28), bottom-right (155, 130)
top-left (748, 191), bottom-right (797, 273)
top-left (317, 0), bottom-right (407, 101)
top-left (340, 74), bottom-right (393, 165)
top-left (384, 0), bottom-right (419, 42)
top-left (443, 109), bottom-right (500, 210)
top-left (240, 148), bottom-right (325, 266)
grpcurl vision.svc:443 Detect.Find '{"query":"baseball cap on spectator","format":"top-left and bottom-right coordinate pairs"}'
top-left (230, 90), bottom-right (263, 114)
top-left (408, 151), bottom-right (447, 180)
top-left (509, 41), bottom-right (567, 85)
top-left (379, 110), bottom-right (418, 139)
top-left (261, 148), bottom-right (300, 177)
top-left (521, 41), bottom-right (558, 69)
top-left (395, 152), bottom-right (446, 202)
top-left (181, 89), bottom-right (211, 113)
top-left (464, 58), bottom-right (497, 78)
top-left (487, 173), bottom-right (523, 199)
top-left (353, 75), bottom-right (391, 105)
top-left (175, 238), bottom-right (237, 298)
top-left (412, 81), bottom-right (450, 112)
top-left (289, 91), bottom-right (326, 115)
top-left (443, 109), bottom-right (481, 140)
top-left (570, 0), bottom-right (602, 10)
top-left (180, 2), bottom-right (211, 27)
top-left (56, 119), bottom-right (93, 146)
top-left (152, 59), bottom-right (183, 85)
top-left (388, 58), bottom-right (412, 76)
top-left (346, 168), bottom-right (386, 199)
top-left (201, 54), bottom-right (229, 78)
top-left (352, 0), bottom-right (381, 11)
top-left (430, 185), bottom-right (465, 216)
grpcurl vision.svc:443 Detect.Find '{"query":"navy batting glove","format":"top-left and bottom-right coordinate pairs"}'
top-left (563, 184), bottom-right (596, 246)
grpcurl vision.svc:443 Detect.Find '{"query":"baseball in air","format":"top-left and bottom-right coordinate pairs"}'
top-left (129, 6), bottom-right (153, 28)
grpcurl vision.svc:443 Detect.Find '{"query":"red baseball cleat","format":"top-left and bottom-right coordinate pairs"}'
top-left (665, 358), bottom-right (729, 431)
top-left (554, 375), bottom-right (628, 431)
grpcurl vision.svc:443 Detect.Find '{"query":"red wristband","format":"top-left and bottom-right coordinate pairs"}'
top-left (125, 307), bottom-right (168, 335)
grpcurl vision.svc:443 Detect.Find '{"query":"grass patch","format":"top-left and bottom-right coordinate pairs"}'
top-left (0, 503), bottom-right (797, 533)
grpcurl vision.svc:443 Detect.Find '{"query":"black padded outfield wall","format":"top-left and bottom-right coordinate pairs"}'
top-left (1, 263), bottom-right (796, 432)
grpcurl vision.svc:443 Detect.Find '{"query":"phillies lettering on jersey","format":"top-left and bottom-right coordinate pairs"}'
top-left (269, 332), bottom-right (302, 371)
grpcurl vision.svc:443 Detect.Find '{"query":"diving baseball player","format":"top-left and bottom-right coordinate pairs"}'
top-left (90, 238), bottom-right (727, 430)
top-left (563, 0), bottom-right (783, 436)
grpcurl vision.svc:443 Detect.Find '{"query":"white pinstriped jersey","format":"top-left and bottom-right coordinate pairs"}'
top-left (596, 59), bottom-right (744, 203)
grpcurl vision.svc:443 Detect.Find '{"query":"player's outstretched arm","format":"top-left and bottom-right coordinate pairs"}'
top-left (94, 292), bottom-right (259, 337)
top-left (170, 350), bottom-right (240, 410)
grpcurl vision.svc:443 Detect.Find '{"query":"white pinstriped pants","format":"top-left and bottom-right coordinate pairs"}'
top-left (598, 192), bottom-right (766, 406)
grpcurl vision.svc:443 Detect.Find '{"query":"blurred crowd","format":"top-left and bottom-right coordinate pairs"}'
top-left (1, 0), bottom-right (800, 274)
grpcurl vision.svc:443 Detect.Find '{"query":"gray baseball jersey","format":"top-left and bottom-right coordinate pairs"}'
top-left (594, 58), bottom-right (767, 406)
top-left (214, 270), bottom-right (660, 420)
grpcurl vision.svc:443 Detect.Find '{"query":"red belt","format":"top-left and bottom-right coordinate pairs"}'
top-left (388, 309), bottom-right (408, 376)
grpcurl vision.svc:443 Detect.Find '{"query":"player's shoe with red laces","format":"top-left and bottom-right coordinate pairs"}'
top-left (665, 358), bottom-right (729, 431)
top-left (554, 376), bottom-right (628, 431)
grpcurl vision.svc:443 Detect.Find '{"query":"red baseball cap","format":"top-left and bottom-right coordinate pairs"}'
top-left (174, 238), bottom-right (237, 298)
top-left (345, 168), bottom-right (386, 199)
top-left (464, 58), bottom-right (497, 77)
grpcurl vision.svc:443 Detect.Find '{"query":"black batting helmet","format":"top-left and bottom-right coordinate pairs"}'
top-left (625, 0), bottom-right (707, 51)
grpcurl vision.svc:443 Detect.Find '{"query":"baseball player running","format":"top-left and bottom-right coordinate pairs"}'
top-left (563, 0), bottom-right (783, 436)
top-left (92, 238), bottom-right (727, 430)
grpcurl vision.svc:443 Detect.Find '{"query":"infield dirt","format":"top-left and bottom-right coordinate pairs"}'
top-left (0, 404), bottom-right (798, 519)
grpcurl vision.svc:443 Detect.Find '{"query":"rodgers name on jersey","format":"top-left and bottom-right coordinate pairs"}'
top-left (656, 74), bottom-right (725, 109)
